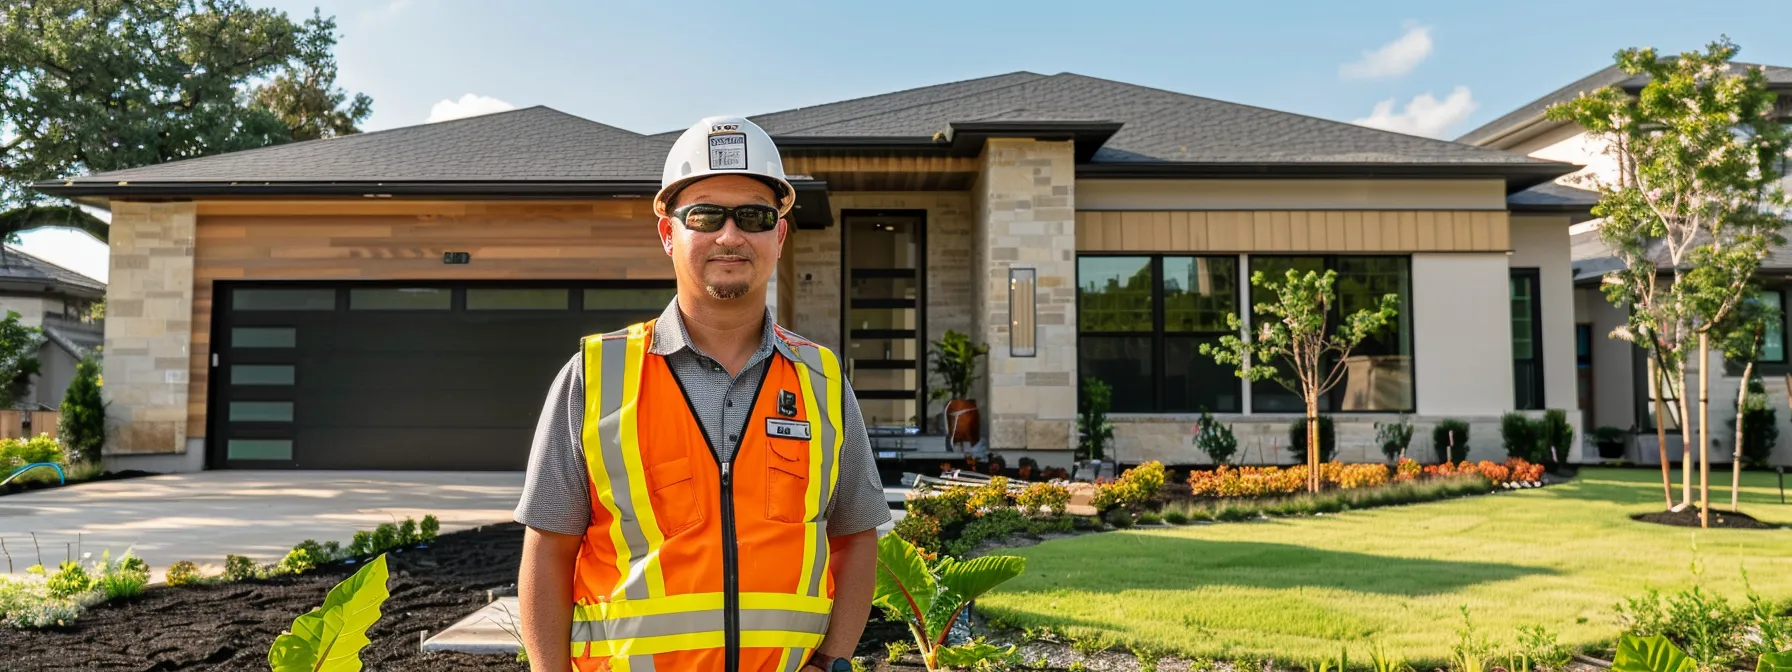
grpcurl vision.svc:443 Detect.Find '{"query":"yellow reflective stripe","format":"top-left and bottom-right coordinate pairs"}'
top-left (572, 641), bottom-right (587, 658)
top-left (582, 336), bottom-right (635, 596)
top-left (619, 323), bottom-right (668, 599)
top-left (820, 345), bottom-right (845, 505)
top-left (579, 630), bottom-right (827, 658)
top-left (574, 593), bottom-right (832, 622)
top-left (792, 353), bottom-right (824, 599)
top-left (775, 648), bottom-right (793, 672)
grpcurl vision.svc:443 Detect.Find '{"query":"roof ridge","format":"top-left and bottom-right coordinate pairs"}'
top-left (0, 244), bottom-right (105, 288)
top-left (756, 71), bottom-right (1048, 135)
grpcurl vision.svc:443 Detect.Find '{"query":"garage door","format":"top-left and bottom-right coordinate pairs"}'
top-left (209, 282), bottom-right (677, 470)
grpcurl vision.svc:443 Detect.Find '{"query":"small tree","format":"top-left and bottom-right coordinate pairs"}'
top-left (1194, 411), bottom-right (1238, 466)
top-left (1375, 415), bottom-right (1414, 463)
top-left (59, 354), bottom-right (105, 463)
top-left (1715, 289), bottom-right (1778, 511)
top-left (0, 311), bottom-right (43, 409)
top-left (1202, 269), bottom-right (1397, 492)
top-left (1547, 37), bottom-right (1792, 522)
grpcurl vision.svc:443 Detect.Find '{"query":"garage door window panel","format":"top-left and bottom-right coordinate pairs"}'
top-left (350, 287), bottom-right (452, 310)
top-left (232, 365), bottom-right (296, 386)
top-left (231, 327), bottom-right (297, 348)
top-left (232, 288), bottom-right (336, 311)
top-left (228, 439), bottom-right (293, 461)
top-left (468, 288), bottom-right (570, 310)
top-left (230, 401), bottom-right (294, 422)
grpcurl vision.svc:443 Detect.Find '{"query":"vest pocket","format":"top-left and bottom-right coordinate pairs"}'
top-left (765, 439), bottom-right (810, 523)
top-left (647, 456), bottom-right (701, 537)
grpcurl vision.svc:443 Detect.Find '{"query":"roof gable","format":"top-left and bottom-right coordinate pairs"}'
top-left (1459, 60), bottom-right (1792, 147)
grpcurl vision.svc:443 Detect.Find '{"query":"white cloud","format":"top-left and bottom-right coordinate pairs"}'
top-left (426, 94), bottom-right (517, 123)
top-left (1352, 86), bottom-right (1479, 138)
top-left (1339, 25), bottom-right (1433, 80)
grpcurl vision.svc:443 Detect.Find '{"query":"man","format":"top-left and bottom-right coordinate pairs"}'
top-left (513, 116), bottom-right (892, 672)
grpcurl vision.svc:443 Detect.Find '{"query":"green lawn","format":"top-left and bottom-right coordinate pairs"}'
top-left (976, 468), bottom-right (1792, 664)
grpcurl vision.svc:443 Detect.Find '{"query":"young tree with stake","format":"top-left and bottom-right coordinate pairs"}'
top-left (1547, 37), bottom-right (1792, 521)
top-left (1201, 268), bottom-right (1397, 493)
top-left (1713, 292), bottom-right (1777, 513)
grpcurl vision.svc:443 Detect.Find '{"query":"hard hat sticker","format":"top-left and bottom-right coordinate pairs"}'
top-left (708, 133), bottom-right (748, 171)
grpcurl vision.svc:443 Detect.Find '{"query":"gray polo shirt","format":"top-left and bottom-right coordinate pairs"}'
top-left (513, 298), bottom-right (892, 538)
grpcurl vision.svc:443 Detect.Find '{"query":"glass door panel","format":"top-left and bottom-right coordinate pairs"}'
top-left (843, 213), bottom-right (924, 433)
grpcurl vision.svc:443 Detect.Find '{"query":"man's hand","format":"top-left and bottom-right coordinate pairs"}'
top-left (518, 526), bottom-right (583, 672)
top-left (804, 529), bottom-right (878, 671)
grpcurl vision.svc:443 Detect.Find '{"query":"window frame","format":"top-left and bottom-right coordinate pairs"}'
top-left (1510, 268), bottom-right (1546, 410)
top-left (1076, 253), bottom-right (1244, 414)
top-left (1246, 254), bottom-right (1417, 414)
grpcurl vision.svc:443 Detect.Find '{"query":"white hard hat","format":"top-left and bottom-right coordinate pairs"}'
top-left (654, 116), bottom-right (795, 218)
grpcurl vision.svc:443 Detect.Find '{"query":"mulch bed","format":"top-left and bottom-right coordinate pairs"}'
top-left (1631, 506), bottom-right (1777, 529)
top-left (1, 469), bottom-right (156, 497)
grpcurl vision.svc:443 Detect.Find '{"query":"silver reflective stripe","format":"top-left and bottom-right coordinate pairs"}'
top-left (782, 648), bottom-right (807, 672)
top-left (598, 334), bottom-right (651, 601)
top-left (631, 655), bottom-right (657, 672)
top-left (802, 346), bottom-right (836, 598)
top-left (570, 608), bottom-right (829, 643)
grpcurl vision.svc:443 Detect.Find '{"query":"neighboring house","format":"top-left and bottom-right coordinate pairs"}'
top-left (1458, 61), bottom-right (1792, 468)
top-left (33, 71), bottom-right (1583, 473)
top-left (0, 246), bottom-right (106, 417)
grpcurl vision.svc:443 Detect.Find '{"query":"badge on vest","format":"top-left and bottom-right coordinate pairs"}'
top-left (765, 418), bottom-right (812, 440)
top-left (777, 390), bottom-right (798, 417)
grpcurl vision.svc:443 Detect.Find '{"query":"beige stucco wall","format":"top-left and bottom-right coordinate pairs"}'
top-left (101, 202), bottom-right (197, 461)
top-left (1511, 216), bottom-right (1579, 410)
top-left (1075, 179), bottom-right (1508, 211)
top-left (1412, 253), bottom-right (1514, 416)
top-left (1580, 288), bottom-right (1638, 435)
top-left (0, 296), bottom-right (55, 327)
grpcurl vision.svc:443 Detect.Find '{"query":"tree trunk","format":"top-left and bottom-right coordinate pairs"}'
top-left (1654, 358), bottom-right (1672, 509)
top-left (1306, 404), bottom-right (1318, 494)
top-left (1698, 333), bottom-right (1710, 528)
top-left (1733, 361), bottom-right (1754, 513)
top-left (1679, 364), bottom-right (1693, 510)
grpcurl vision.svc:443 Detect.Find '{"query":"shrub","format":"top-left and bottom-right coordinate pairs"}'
top-left (1287, 415), bottom-right (1336, 463)
top-left (891, 512), bottom-right (943, 554)
top-left (97, 561), bottom-right (148, 601)
top-left (1078, 377), bottom-right (1116, 462)
top-left (1163, 510), bottom-right (1190, 525)
top-left (371, 523), bottom-right (399, 552)
top-left (166, 561), bottom-right (203, 586)
top-left (1195, 412), bottom-right (1239, 465)
top-left (1103, 508), bottom-right (1134, 529)
top-left (0, 434), bottom-right (64, 470)
top-left (1394, 457), bottom-right (1422, 482)
top-left (281, 548), bottom-right (320, 575)
top-left (1501, 413), bottom-right (1544, 463)
top-left (1015, 482), bottom-right (1071, 517)
top-left (1736, 378), bottom-right (1780, 467)
top-left (1433, 419), bottom-right (1471, 463)
top-left (967, 476), bottom-right (1013, 512)
top-left (1024, 515), bottom-right (1075, 536)
top-left (945, 508), bottom-right (1029, 557)
top-left (349, 531), bottom-right (374, 557)
top-left (398, 518), bottom-right (420, 547)
top-left (1540, 410), bottom-right (1573, 465)
top-left (1325, 462), bottom-right (1390, 490)
top-left (224, 554), bottom-right (257, 581)
top-left (1092, 461), bottom-right (1166, 513)
top-left (1136, 512), bottom-right (1163, 526)
top-left (907, 485), bottom-right (976, 528)
top-left (45, 561), bottom-right (94, 599)
top-left (419, 515), bottom-right (440, 543)
top-left (1375, 416), bottom-right (1414, 462)
top-left (58, 355), bottom-right (106, 464)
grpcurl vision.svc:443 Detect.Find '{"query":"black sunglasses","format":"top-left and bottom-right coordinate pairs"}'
top-left (671, 203), bottom-right (781, 233)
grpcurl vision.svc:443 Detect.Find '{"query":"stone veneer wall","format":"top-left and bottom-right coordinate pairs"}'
top-left (1114, 414), bottom-right (1514, 466)
top-left (102, 202), bottom-right (197, 457)
top-left (974, 139), bottom-right (1078, 452)
top-left (789, 192), bottom-right (974, 355)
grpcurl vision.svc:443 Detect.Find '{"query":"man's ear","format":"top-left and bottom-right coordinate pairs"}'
top-left (657, 216), bottom-right (676, 255)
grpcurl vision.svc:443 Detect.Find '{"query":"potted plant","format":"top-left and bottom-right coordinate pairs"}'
top-left (1593, 426), bottom-right (1628, 460)
top-left (928, 329), bottom-right (989, 447)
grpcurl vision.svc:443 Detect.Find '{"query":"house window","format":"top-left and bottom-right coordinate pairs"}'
top-left (1758, 290), bottom-right (1785, 363)
top-left (1511, 268), bottom-right (1545, 410)
top-left (1076, 255), bottom-right (1241, 413)
top-left (1246, 256), bottom-right (1415, 413)
top-left (1643, 354), bottom-right (1682, 431)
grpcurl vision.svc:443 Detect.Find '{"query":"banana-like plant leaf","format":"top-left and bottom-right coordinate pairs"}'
top-left (935, 639), bottom-right (1018, 668)
top-left (923, 590), bottom-right (964, 646)
top-left (873, 533), bottom-right (935, 626)
top-left (938, 554), bottom-right (1026, 602)
top-left (1758, 650), bottom-right (1792, 672)
top-left (268, 553), bottom-right (392, 672)
top-left (1612, 634), bottom-right (1697, 672)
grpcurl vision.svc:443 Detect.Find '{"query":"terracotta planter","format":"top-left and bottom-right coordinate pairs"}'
top-left (944, 399), bottom-right (980, 446)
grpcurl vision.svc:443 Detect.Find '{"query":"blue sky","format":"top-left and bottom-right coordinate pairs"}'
top-left (255, 0), bottom-right (1792, 139)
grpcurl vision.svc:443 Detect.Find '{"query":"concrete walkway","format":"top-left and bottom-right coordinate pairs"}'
top-left (0, 471), bottom-right (905, 585)
top-left (0, 471), bottom-right (526, 583)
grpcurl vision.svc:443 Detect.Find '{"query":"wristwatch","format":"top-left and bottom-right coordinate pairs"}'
top-left (806, 652), bottom-right (852, 672)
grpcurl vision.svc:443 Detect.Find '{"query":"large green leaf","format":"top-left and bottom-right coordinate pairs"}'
top-left (873, 533), bottom-right (936, 625)
top-left (1759, 650), bottom-right (1792, 672)
top-left (934, 639), bottom-right (1018, 668)
top-left (268, 553), bottom-right (392, 672)
top-left (937, 554), bottom-right (1026, 602)
top-left (1612, 634), bottom-right (1697, 672)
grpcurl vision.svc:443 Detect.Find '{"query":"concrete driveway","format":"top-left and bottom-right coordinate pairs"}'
top-left (0, 471), bottom-right (526, 583)
top-left (0, 471), bottom-right (903, 584)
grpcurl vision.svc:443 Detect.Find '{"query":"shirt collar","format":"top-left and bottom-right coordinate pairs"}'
top-left (648, 296), bottom-right (798, 364)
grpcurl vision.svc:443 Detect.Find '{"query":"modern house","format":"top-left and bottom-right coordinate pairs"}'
top-left (1458, 61), bottom-right (1792, 468)
top-left (34, 71), bottom-right (1587, 473)
top-left (0, 246), bottom-right (106, 416)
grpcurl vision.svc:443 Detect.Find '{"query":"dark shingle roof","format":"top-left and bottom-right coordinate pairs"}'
top-left (41, 71), bottom-right (1567, 194)
top-left (1508, 181), bottom-right (1601, 210)
top-left (0, 247), bottom-right (105, 295)
top-left (53, 106), bottom-right (672, 184)
top-left (1458, 61), bottom-right (1792, 147)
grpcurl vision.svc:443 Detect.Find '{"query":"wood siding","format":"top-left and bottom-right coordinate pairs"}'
top-left (188, 200), bottom-right (667, 438)
top-left (1074, 210), bottom-right (1511, 253)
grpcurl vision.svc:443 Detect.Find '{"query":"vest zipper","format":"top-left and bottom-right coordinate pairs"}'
top-left (721, 461), bottom-right (740, 672)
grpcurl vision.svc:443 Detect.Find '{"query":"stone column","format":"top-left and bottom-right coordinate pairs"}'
top-left (973, 139), bottom-right (1077, 454)
top-left (103, 202), bottom-right (197, 459)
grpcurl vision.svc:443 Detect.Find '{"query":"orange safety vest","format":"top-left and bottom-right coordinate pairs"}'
top-left (570, 318), bottom-right (847, 672)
